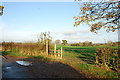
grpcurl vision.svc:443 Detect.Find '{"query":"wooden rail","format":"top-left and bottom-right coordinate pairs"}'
top-left (53, 44), bottom-right (62, 59)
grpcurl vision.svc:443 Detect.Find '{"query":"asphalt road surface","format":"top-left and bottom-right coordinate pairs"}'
top-left (1, 54), bottom-right (85, 78)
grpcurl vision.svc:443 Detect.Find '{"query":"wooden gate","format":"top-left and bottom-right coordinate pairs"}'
top-left (49, 44), bottom-right (62, 59)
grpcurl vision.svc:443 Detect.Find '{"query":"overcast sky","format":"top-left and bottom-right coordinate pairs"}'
top-left (0, 2), bottom-right (118, 43)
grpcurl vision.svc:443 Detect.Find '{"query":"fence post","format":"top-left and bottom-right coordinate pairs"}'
top-left (46, 40), bottom-right (48, 55)
top-left (58, 49), bottom-right (60, 57)
top-left (61, 47), bottom-right (62, 59)
top-left (95, 53), bottom-right (98, 65)
top-left (54, 44), bottom-right (56, 53)
top-left (54, 44), bottom-right (56, 57)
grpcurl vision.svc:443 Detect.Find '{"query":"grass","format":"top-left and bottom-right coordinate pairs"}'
top-left (1, 51), bottom-right (29, 57)
top-left (57, 45), bottom-right (120, 78)
top-left (1, 51), bottom-right (61, 62)
top-left (1, 45), bottom-right (120, 78)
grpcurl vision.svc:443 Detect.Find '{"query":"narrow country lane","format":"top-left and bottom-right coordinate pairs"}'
top-left (1, 54), bottom-right (85, 78)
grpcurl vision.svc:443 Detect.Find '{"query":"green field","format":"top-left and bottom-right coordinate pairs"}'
top-left (57, 45), bottom-right (119, 78)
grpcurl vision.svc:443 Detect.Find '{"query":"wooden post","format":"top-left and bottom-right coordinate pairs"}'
top-left (58, 49), bottom-right (60, 57)
top-left (46, 40), bottom-right (48, 55)
top-left (61, 47), bottom-right (62, 59)
top-left (54, 44), bottom-right (56, 53)
top-left (54, 44), bottom-right (56, 57)
top-left (95, 53), bottom-right (98, 65)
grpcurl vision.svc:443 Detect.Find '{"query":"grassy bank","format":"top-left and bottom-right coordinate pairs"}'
top-left (60, 45), bottom-right (119, 78)
top-left (1, 51), bottom-right (61, 62)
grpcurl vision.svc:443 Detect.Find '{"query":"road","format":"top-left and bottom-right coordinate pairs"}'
top-left (1, 54), bottom-right (85, 78)
top-left (0, 53), bottom-right (37, 78)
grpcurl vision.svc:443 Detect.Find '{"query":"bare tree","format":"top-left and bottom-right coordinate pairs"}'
top-left (37, 32), bottom-right (52, 55)
top-left (38, 32), bottom-right (52, 44)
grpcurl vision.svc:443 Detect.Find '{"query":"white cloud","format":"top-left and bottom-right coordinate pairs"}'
top-left (2, 30), bottom-right (37, 42)
top-left (63, 30), bottom-right (77, 36)
top-left (55, 28), bottom-right (118, 43)
top-left (0, 23), bottom-right (38, 42)
top-left (62, 28), bottom-right (90, 36)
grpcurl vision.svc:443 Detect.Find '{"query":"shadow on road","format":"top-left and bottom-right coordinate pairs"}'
top-left (2, 55), bottom-right (86, 78)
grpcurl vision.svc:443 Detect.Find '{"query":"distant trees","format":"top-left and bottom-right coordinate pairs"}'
top-left (62, 40), bottom-right (68, 45)
top-left (74, 1), bottom-right (120, 33)
top-left (70, 41), bottom-right (120, 47)
top-left (106, 41), bottom-right (120, 46)
top-left (71, 43), bottom-right (80, 46)
top-left (107, 41), bottom-right (113, 46)
top-left (55, 39), bottom-right (61, 44)
top-left (83, 41), bottom-right (92, 46)
top-left (71, 41), bottom-right (93, 46)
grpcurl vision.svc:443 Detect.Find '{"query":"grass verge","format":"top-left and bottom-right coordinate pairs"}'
top-left (60, 45), bottom-right (120, 78)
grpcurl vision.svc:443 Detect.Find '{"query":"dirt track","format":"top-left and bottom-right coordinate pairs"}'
top-left (2, 55), bottom-right (86, 78)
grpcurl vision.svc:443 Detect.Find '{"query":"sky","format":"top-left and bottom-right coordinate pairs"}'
top-left (2, 0), bottom-right (119, 2)
top-left (0, 2), bottom-right (119, 43)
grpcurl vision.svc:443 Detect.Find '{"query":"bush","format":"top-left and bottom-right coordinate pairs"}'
top-left (2, 42), bottom-right (54, 56)
top-left (96, 48), bottom-right (120, 72)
